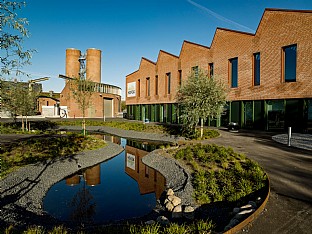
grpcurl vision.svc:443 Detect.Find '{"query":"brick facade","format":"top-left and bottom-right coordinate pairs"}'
top-left (60, 48), bottom-right (121, 118)
top-left (125, 9), bottom-right (312, 131)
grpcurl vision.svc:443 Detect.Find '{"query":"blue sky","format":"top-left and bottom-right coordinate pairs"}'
top-left (16, 0), bottom-right (312, 98)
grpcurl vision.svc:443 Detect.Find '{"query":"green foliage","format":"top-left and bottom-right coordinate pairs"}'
top-left (0, 1), bottom-right (35, 75)
top-left (192, 219), bottom-right (215, 234)
top-left (0, 134), bottom-right (106, 178)
top-left (130, 223), bottom-right (160, 234)
top-left (68, 78), bottom-right (96, 136)
top-left (0, 81), bottom-right (39, 121)
top-left (177, 68), bottom-right (227, 136)
top-left (174, 144), bottom-right (267, 204)
top-left (0, 121), bottom-right (58, 134)
top-left (163, 223), bottom-right (189, 234)
top-left (2, 219), bottom-right (216, 234)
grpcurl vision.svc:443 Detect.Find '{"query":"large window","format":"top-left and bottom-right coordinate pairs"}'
top-left (178, 70), bottom-right (182, 86)
top-left (166, 72), bottom-right (171, 94)
top-left (253, 52), bottom-right (260, 86)
top-left (192, 66), bottom-right (199, 79)
top-left (146, 77), bottom-right (150, 96)
top-left (229, 57), bottom-right (238, 88)
top-left (137, 79), bottom-right (140, 97)
top-left (209, 63), bottom-right (214, 78)
top-left (155, 75), bottom-right (158, 95)
top-left (283, 44), bottom-right (297, 82)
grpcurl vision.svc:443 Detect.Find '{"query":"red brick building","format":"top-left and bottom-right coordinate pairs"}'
top-left (60, 48), bottom-right (122, 118)
top-left (126, 9), bottom-right (312, 132)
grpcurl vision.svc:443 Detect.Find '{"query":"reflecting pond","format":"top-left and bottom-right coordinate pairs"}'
top-left (43, 135), bottom-right (166, 224)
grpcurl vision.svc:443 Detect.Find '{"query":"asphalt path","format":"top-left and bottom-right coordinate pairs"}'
top-left (205, 129), bottom-right (312, 234)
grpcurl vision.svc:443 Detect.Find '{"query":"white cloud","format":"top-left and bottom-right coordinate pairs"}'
top-left (187, 0), bottom-right (254, 32)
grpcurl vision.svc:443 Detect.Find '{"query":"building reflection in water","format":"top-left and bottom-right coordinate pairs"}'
top-left (65, 135), bottom-right (166, 199)
top-left (66, 164), bottom-right (101, 186)
top-left (125, 140), bottom-right (166, 200)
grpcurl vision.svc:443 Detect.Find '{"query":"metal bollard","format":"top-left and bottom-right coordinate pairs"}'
top-left (288, 127), bottom-right (292, 146)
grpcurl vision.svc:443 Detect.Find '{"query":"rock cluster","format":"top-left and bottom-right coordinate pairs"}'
top-left (224, 199), bottom-right (259, 231)
top-left (145, 188), bottom-right (195, 226)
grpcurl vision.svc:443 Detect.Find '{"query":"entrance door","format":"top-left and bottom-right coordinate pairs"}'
top-left (104, 98), bottom-right (113, 118)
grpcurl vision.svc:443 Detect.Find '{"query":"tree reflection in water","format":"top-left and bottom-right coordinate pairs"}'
top-left (69, 174), bottom-right (96, 225)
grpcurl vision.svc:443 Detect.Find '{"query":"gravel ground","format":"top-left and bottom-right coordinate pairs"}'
top-left (58, 125), bottom-right (184, 144)
top-left (142, 149), bottom-right (196, 207)
top-left (272, 133), bottom-right (312, 151)
top-left (0, 141), bottom-right (124, 228)
top-left (0, 127), bottom-right (193, 229)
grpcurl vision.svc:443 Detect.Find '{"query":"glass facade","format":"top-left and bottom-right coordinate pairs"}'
top-left (127, 98), bottom-right (311, 132)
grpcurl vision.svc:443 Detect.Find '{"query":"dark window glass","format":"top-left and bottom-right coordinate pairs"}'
top-left (166, 72), bottom-right (171, 94)
top-left (146, 77), bottom-right (150, 96)
top-left (137, 79), bottom-right (140, 97)
top-left (254, 53), bottom-right (260, 86)
top-left (178, 70), bottom-right (182, 86)
top-left (209, 63), bottom-right (214, 78)
top-left (284, 44), bottom-right (297, 82)
top-left (155, 75), bottom-right (158, 95)
top-left (230, 58), bottom-right (238, 88)
top-left (167, 73), bottom-right (171, 94)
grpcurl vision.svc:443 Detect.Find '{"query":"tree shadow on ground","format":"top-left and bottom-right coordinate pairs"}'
top-left (195, 183), bottom-right (269, 232)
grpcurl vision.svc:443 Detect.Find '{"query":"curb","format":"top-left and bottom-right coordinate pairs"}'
top-left (223, 176), bottom-right (270, 234)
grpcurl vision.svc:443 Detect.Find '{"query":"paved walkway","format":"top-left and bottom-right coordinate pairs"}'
top-left (205, 129), bottom-right (312, 234)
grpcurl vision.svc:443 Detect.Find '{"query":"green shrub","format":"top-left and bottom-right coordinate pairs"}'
top-left (163, 223), bottom-right (189, 234)
top-left (177, 143), bottom-right (267, 204)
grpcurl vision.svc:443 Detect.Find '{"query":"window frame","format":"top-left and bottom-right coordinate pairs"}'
top-left (155, 75), bottom-right (158, 95)
top-left (208, 63), bottom-right (214, 78)
top-left (137, 79), bottom-right (140, 97)
top-left (282, 44), bottom-right (297, 83)
top-left (229, 57), bottom-right (238, 88)
top-left (166, 72), bottom-right (171, 94)
top-left (192, 66), bottom-right (199, 79)
top-left (253, 52), bottom-right (260, 86)
top-left (146, 77), bottom-right (150, 97)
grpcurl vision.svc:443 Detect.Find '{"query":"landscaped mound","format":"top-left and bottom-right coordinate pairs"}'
top-left (0, 133), bottom-right (106, 178)
top-left (173, 143), bottom-right (267, 204)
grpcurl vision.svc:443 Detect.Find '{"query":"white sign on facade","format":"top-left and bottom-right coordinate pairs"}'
top-left (127, 82), bottom-right (136, 97)
top-left (126, 153), bottom-right (136, 170)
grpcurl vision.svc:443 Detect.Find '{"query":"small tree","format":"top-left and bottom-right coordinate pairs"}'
top-left (69, 78), bottom-right (95, 137)
top-left (0, 80), bottom-right (38, 130)
top-left (177, 69), bottom-right (227, 138)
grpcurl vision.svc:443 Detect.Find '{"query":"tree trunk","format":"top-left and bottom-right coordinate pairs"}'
top-left (25, 116), bottom-right (28, 131)
top-left (22, 115), bottom-right (24, 132)
top-left (200, 118), bottom-right (204, 138)
top-left (83, 118), bottom-right (86, 137)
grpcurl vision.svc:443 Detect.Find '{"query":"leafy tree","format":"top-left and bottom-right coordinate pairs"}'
top-left (0, 0), bottom-right (35, 76)
top-left (69, 78), bottom-right (95, 136)
top-left (121, 100), bottom-right (126, 112)
top-left (177, 69), bottom-right (227, 138)
top-left (0, 80), bottom-right (38, 130)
